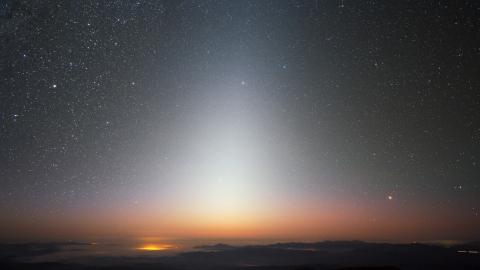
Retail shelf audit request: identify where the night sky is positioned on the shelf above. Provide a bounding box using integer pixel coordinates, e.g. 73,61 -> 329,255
1,0 -> 480,243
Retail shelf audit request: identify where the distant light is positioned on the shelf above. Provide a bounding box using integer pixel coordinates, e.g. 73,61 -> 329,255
388,195 -> 393,200
136,244 -> 175,251
52,84 -> 57,88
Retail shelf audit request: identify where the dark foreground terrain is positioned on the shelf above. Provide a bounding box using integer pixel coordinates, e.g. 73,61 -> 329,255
1,241 -> 480,270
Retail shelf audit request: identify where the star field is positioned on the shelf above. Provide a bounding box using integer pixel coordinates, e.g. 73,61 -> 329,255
1,0 -> 480,241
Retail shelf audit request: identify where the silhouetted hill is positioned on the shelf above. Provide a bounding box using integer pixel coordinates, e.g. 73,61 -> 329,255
195,243 -> 236,251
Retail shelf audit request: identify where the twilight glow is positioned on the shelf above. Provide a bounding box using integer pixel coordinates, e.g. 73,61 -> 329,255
1,0 -> 479,247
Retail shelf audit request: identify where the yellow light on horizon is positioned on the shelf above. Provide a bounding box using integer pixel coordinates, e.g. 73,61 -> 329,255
136,243 -> 175,251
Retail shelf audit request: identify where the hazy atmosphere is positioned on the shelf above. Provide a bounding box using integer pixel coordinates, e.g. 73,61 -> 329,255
1,1 -> 480,269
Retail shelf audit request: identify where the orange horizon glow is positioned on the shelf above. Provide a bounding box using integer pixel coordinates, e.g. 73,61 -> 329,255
2,195 -> 478,243
136,243 -> 176,251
